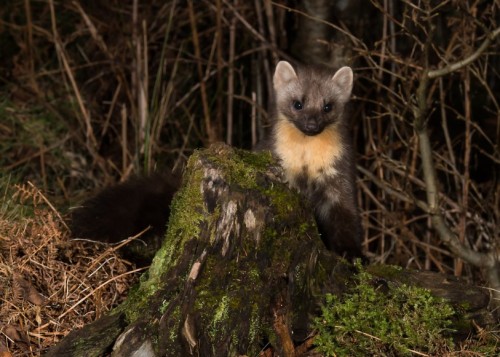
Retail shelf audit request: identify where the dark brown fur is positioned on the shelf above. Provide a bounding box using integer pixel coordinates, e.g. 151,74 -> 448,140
71,173 -> 180,243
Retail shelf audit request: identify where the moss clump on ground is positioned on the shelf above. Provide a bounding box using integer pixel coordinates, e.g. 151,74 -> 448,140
313,264 -> 456,356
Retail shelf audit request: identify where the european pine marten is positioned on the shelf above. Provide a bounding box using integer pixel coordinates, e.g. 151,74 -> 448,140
260,61 -> 363,257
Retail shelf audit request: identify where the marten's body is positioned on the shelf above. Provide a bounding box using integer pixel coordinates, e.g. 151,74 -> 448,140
262,61 -> 362,256
71,61 -> 363,258
71,174 -> 179,243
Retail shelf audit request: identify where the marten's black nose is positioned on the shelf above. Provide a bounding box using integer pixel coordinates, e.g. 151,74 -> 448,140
306,121 -> 318,131
302,119 -> 322,135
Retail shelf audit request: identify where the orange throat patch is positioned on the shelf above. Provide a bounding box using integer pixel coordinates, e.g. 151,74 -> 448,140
274,116 -> 344,188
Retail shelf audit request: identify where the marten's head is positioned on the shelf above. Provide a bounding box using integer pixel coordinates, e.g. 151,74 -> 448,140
273,61 -> 353,136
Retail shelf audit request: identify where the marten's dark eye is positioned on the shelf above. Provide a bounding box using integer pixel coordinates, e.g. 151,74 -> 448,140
323,103 -> 332,113
293,101 -> 303,110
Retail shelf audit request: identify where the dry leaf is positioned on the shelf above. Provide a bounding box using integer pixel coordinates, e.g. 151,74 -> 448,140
12,274 -> 46,306
0,339 -> 11,356
3,325 -> 29,345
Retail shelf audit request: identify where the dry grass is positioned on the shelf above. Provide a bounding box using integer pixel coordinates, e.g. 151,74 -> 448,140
0,184 -> 142,356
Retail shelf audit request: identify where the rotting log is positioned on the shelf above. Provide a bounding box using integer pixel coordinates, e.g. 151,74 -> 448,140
45,143 -> 494,357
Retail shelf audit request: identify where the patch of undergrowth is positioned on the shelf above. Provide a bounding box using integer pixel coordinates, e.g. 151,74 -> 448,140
313,264 -> 456,356
0,176 -> 26,221
0,97 -> 81,204
457,329 -> 500,355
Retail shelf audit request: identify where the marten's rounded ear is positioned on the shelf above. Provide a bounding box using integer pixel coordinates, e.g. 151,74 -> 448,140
273,61 -> 298,90
331,66 -> 353,103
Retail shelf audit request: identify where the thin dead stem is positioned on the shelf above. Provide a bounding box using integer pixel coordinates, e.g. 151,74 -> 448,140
188,0 -> 215,145
48,0 -> 97,150
428,27 -> 500,79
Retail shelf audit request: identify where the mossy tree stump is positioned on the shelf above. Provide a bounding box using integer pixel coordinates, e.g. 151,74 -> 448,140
47,143 -> 347,356
46,144 -> 494,357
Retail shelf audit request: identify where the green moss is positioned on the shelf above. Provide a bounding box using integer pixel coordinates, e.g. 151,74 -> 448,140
159,299 -> 170,314
149,155 -> 206,280
263,184 -> 301,220
366,264 -> 403,280
206,146 -> 274,190
193,254 -> 269,350
203,146 -> 305,224
313,266 -> 456,356
209,294 -> 230,340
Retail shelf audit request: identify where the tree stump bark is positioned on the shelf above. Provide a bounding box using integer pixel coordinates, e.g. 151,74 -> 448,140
45,143 -> 494,357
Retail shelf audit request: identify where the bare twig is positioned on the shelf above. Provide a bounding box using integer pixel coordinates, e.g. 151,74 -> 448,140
188,0 -> 215,144
57,266 -> 147,320
428,27 -> 500,79
27,181 -> 69,231
226,0 -> 236,145
48,0 -> 97,150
